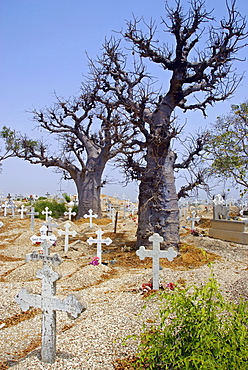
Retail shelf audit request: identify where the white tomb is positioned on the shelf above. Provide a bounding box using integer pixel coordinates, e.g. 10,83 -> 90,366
136,233 -> 178,290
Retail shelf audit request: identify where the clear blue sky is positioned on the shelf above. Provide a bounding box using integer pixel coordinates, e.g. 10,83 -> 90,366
0,0 -> 247,200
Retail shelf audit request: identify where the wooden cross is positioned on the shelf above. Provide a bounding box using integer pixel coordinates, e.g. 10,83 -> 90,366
43,216 -> 58,236
15,264 -> 85,363
27,207 -> 39,231
64,208 -> 76,221
186,211 -> 200,230
136,233 -> 178,290
57,222 -> 77,252
87,229 -> 112,264
18,204 -> 27,219
84,209 -> 98,228
30,226 -> 57,246
42,206 -> 52,222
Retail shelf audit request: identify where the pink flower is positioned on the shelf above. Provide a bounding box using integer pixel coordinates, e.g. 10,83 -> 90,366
89,256 -> 100,265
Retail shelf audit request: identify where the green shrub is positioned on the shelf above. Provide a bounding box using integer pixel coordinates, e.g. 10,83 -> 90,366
62,193 -> 71,203
132,276 -> 248,369
33,199 -> 67,220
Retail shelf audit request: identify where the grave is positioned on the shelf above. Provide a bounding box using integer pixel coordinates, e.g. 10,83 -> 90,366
18,204 -> 27,219
64,207 -> 76,221
26,239 -> 63,265
57,222 -> 77,252
209,219 -> 248,244
186,211 -> 200,230
43,216 -> 58,236
213,194 -> 229,220
27,207 -> 39,231
84,209 -> 98,228
15,262 -> 85,363
42,206 -> 52,222
136,233 -> 178,290
87,229 -> 112,264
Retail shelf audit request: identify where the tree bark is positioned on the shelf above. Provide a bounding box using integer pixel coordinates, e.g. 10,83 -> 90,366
136,146 -> 179,250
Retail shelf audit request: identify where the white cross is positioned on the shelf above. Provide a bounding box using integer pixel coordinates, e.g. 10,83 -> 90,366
26,239 -> 62,265
87,229 -> 112,264
43,216 -> 58,236
64,208 -> 76,221
8,201 -> 16,216
0,221 -> 3,228
18,204 -> 27,219
136,233 -> 178,290
27,207 -> 39,231
57,222 -> 77,252
84,209 -> 98,228
2,202 -> 8,217
15,264 -> 85,364
42,206 -> 52,222
186,211 -> 200,230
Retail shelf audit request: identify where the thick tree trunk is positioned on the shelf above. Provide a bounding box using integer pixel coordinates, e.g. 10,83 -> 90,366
136,147 -> 179,249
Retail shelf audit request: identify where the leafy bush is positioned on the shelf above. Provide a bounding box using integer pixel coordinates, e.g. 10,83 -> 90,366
62,193 -> 71,203
33,199 -> 67,219
132,277 -> 248,369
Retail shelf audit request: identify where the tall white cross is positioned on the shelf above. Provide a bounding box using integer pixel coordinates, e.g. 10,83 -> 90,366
43,216 -> 58,236
64,208 -> 76,221
84,209 -> 98,228
27,207 -> 39,231
18,204 -> 27,219
136,233 -> 178,290
87,229 -> 112,264
57,222 -> 77,252
15,264 -> 85,364
42,206 -> 52,222
2,202 -> 8,217
186,211 -> 200,230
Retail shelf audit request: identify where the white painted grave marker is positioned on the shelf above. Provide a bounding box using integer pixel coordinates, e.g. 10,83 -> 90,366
84,209 -> 98,228
2,202 -> 8,217
27,207 -> 39,231
42,206 -> 52,222
57,222 -> 77,252
136,233 -> 178,290
87,229 -> 112,264
64,208 -> 76,221
30,226 -> 57,246
43,216 -> 58,236
26,240 -> 63,265
18,204 -> 27,219
15,264 -> 84,363
186,211 -> 200,230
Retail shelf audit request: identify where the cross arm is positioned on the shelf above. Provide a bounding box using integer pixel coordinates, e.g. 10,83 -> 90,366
15,288 -> 42,311
52,294 -> 86,319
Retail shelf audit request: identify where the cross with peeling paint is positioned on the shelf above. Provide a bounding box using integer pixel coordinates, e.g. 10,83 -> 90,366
136,233 -> 178,290
87,229 -> 112,264
26,239 -> 62,265
15,264 -> 85,363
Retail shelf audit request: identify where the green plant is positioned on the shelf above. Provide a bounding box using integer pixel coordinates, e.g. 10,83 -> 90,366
132,277 -> 248,369
33,199 -> 67,219
62,193 -> 71,203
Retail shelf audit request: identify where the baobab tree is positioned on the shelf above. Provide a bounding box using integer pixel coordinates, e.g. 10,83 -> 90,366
91,0 -> 247,247
0,87 -> 137,218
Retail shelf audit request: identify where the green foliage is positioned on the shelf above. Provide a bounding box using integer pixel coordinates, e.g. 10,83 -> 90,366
206,101 -> 248,195
33,199 -> 67,219
62,193 -> 71,203
132,277 -> 248,369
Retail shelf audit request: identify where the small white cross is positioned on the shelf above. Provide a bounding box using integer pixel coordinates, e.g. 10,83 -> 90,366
0,221 -> 4,228
136,233 -> 178,290
2,202 -> 8,217
27,207 -> 39,231
64,208 -> 76,221
18,204 -> 27,219
186,211 -> 200,230
42,207 -> 52,222
30,226 -> 57,246
87,229 -> 112,264
57,222 -> 77,252
84,209 -> 98,227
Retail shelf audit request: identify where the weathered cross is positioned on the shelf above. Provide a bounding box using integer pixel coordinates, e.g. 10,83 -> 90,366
27,207 -> 39,231
26,239 -> 63,265
87,229 -> 112,264
43,216 -> 58,236
64,208 -> 76,221
18,204 -> 27,219
186,211 -> 200,230
57,222 -> 77,252
84,209 -> 98,228
30,226 -> 57,246
136,233 -> 178,290
8,201 -> 16,217
15,263 -> 85,363
42,206 -> 52,222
